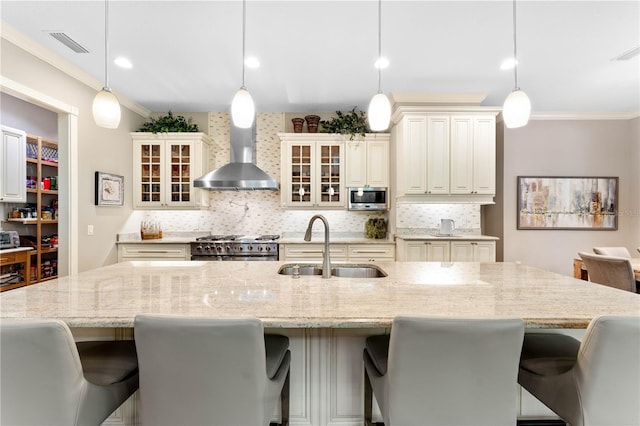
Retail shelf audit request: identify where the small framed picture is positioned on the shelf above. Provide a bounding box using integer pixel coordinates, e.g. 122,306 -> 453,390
95,171 -> 124,206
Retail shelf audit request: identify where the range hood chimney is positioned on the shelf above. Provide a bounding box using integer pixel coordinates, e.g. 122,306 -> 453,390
194,117 -> 278,191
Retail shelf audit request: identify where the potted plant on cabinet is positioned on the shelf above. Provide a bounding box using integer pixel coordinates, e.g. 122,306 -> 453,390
138,111 -> 199,133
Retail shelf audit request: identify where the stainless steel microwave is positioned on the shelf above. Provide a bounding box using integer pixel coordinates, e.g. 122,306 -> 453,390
348,187 -> 387,211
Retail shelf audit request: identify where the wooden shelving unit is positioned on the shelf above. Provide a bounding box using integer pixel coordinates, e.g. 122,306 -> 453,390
3,134 -> 58,285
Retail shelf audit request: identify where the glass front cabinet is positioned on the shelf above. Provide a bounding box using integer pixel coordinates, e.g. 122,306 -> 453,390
279,134 -> 345,208
131,133 -> 212,209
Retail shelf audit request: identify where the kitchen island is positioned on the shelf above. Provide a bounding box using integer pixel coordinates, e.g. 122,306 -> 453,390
2,260 -> 638,425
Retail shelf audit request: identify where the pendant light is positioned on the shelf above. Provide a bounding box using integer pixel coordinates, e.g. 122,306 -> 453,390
367,0 -> 391,132
231,0 -> 255,129
92,0 -> 121,129
502,0 -> 531,129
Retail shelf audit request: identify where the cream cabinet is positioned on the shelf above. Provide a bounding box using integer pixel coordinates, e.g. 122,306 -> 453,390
0,125 -> 26,203
449,116 -> 496,195
131,132 -> 212,209
347,244 -> 395,262
397,239 -> 495,262
345,134 -> 390,188
117,243 -> 191,262
450,241 -> 496,262
279,134 -> 345,208
280,243 -> 348,262
280,243 -> 395,262
400,240 -> 450,261
392,110 -> 498,203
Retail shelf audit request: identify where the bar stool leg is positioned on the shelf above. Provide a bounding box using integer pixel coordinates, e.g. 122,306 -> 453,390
281,369 -> 290,426
364,370 -> 373,426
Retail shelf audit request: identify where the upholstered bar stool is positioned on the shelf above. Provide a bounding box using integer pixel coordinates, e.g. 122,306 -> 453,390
578,252 -> 637,292
134,315 -> 290,426
0,319 -> 139,425
363,316 -> 525,426
519,316 -> 640,426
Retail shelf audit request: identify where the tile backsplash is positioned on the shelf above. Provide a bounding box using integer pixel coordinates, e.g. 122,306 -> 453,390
120,112 -> 482,236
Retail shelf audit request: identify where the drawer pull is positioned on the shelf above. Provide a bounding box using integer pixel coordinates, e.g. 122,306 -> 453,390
352,250 -> 388,254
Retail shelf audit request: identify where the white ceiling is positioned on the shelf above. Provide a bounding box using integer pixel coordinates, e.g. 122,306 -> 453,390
2,1 -> 639,114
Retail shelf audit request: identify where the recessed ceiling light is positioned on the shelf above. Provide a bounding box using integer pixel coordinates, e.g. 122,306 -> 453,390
500,57 -> 518,70
245,56 -> 260,68
374,57 -> 389,69
114,57 -> 133,69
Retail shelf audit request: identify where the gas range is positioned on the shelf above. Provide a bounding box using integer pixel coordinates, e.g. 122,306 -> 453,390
190,234 -> 280,261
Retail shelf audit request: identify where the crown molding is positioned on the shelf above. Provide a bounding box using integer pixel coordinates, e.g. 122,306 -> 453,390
496,110 -> 639,123
1,21 -> 151,118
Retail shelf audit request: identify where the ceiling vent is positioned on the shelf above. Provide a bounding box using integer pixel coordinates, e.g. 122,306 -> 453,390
48,32 -> 89,53
612,46 -> 639,61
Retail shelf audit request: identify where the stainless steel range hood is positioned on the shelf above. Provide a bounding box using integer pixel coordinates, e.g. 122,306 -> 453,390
194,118 -> 278,191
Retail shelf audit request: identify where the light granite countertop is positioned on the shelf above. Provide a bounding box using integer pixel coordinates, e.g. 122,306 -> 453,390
1,261 -> 637,329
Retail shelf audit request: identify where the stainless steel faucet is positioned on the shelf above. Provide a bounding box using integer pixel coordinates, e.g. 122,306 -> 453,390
304,214 -> 331,278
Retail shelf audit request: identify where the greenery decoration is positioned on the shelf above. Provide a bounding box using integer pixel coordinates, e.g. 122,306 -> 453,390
138,111 -> 199,133
320,107 -> 370,140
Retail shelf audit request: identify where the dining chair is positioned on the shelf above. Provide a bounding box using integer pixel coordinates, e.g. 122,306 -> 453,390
519,315 -> 640,426
363,316 -> 525,426
592,246 -> 631,257
578,252 -> 636,292
134,314 -> 290,426
0,318 -> 139,425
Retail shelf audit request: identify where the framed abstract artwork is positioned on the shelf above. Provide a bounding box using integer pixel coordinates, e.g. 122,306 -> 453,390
517,176 -> 618,230
95,171 -> 124,206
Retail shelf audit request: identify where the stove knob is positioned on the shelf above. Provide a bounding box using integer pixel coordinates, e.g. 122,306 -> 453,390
196,245 -> 203,251
216,246 -> 222,251
258,246 -> 263,251
204,245 -> 211,251
266,246 -> 271,252
226,246 -> 231,251
248,246 -> 253,251
238,246 -> 243,251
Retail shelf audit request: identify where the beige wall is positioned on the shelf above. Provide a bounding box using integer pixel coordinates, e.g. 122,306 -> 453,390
484,118 -> 640,276
1,38 -> 146,272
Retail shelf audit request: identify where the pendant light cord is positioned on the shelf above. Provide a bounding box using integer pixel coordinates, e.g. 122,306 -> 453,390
241,0 -> 247,89
104,0 -> 110,90
512,0 -> 519,90
377,0 -> 382,94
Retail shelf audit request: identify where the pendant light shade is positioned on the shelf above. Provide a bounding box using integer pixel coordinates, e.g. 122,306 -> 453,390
368,92 -> 391,131
93,88 -> 121,129
93,0 -> 120,129
231,0 -> 255,129
231,88 -> 255,128
503,89 -> 531,129
367,0 -> 390,132
502,0 -> 530,129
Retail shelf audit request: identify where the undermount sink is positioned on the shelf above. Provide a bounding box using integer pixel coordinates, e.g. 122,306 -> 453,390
278,264 -> 387,278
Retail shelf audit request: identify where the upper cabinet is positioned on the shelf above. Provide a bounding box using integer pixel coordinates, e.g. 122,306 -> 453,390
392,108 -> 498,204
279,133 -> 346,208
345,134 -> 390,188
1,125 -> 27,203
131,132 -> 212,209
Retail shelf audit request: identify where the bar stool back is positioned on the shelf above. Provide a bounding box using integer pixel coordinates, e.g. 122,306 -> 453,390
0,319 -> 139,425
363,317 -> 525,426
519,316 -> 640,426
134,315 -> 290,426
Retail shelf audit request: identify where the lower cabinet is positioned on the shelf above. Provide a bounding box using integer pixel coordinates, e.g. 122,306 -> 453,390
397,239 -> 496,262
117,243 -> 191,262
280,243 -> 395,262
